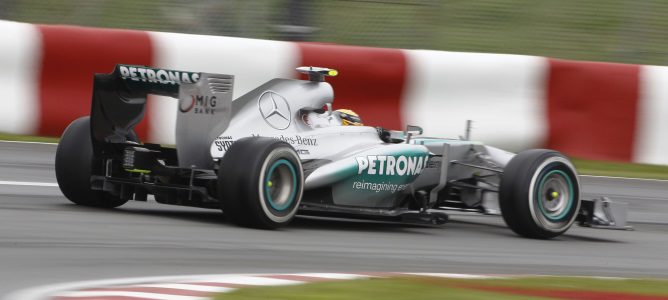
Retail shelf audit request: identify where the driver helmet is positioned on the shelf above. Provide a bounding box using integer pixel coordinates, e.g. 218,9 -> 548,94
335,109 -> 363,126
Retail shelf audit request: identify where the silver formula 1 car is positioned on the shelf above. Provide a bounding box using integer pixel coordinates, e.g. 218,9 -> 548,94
55,65 -> 628,239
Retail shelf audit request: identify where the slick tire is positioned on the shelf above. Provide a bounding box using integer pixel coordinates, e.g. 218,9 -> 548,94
499,149 -> 580,239
218,137 -> 304,229
55,116 -> 128,208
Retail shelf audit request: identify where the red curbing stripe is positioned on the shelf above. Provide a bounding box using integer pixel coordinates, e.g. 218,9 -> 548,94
296,43 -> 407,130
36,25 -> 153,140
80,286 -> 211,297
185,281 -> 247,288
546,59 -> 640,161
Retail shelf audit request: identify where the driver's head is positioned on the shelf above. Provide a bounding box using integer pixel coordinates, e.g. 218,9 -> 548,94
335,109 -> 363,126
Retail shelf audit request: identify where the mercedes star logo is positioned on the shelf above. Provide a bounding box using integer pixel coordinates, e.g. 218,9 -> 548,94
258,91 -> 291,130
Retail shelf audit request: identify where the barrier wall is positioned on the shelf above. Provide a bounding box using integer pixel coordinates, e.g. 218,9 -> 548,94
1,20 -> 667,165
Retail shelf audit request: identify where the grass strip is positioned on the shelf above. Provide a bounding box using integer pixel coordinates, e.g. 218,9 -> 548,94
214,277 -> 542,300
572,158 -> 668,180
214,276 -> 668,300
0,133 -> 58,143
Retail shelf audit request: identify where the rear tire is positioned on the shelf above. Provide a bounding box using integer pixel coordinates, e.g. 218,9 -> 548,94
218,137 -> 304,229
499,149 -> 580,239
55,116 -> 128,208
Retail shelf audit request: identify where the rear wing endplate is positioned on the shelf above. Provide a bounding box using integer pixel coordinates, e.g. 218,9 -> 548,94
90,64 -> 234,168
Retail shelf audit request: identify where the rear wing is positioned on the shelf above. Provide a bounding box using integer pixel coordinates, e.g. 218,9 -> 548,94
91,64 -> 234,168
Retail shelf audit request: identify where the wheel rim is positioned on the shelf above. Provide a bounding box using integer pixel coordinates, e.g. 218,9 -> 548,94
264,159 -> 297,211
526,156 -> 581,234
536,169 -> 574,221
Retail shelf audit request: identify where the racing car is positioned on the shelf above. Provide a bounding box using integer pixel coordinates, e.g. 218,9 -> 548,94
54,64 -> 628,239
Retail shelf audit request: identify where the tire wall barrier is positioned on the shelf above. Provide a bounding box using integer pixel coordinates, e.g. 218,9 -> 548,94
2,20 -> 667,165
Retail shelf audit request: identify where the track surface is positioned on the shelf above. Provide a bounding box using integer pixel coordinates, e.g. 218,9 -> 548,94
0,141 -> 667,296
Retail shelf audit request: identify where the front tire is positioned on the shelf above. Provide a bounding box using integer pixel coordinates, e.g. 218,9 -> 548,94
55,116 -> 128,208
499,149 -> 580,239
218,137 -> 304,229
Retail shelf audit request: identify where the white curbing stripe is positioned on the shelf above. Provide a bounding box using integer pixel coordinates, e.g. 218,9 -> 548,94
52,290 -> 206,300
148,31 -> 299,145
0,21 -> 41,135
635,65 -> 668,165
401,50 -> 548,152
199,275 -> 303,286
135,283 -> 232,292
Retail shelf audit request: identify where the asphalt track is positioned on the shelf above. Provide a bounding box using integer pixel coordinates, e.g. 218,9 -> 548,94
0,141 -> 667,296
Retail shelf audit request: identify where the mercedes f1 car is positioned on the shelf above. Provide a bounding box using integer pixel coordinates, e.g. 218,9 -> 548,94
55,65 -> 628,239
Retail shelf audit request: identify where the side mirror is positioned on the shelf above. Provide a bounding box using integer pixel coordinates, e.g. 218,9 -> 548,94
405,125 -> 423,135
404,125 -> 423,143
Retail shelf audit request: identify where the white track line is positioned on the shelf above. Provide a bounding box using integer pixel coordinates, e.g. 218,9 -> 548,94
579,175 -> 668,183
135,283 -> 232,292
0,180 -> 58,187
0,140 -> 57,145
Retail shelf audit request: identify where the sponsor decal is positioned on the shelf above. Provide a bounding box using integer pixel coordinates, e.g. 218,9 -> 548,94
356,155 -> 429,176
118,65 -> 200,85
214,136 -> 234,152
351,180 -> 409,193
180,95 -> 217,114
213,134 -> 317,154
251,133 -> 318,147
258,91 -> 291,130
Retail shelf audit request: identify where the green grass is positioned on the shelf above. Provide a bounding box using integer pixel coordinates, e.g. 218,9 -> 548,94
6,0 -> 668,65
573,158 -> 668,180
213,276 -> 668,300
463,276 -> 668,296
0,134 -> 59,143
315,0 -> 668,66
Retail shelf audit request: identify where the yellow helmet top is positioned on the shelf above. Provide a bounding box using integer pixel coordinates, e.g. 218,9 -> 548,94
335,109 -> 363,126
